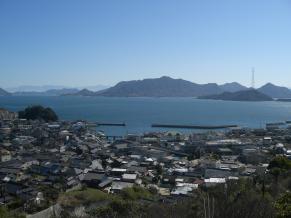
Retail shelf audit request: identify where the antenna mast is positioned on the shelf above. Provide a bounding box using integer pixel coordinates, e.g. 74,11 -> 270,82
251,67 -> 255,88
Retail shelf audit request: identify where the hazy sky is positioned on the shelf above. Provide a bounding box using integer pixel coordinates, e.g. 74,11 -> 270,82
1,0 -> 291,88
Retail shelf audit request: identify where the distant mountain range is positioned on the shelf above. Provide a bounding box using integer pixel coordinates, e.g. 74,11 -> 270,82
13,88 -> 80,96
6,85 -> 69,92
0,85 -> 108,96
5,84 -> 108,92
219,82 -> 248,92
2,76 -> 291,100
68,76 -> 291,100
0,88 -> 11,96
71,76 -> 249,97
98,76 -> 226,97
63,76 -> 291,99
198,89 -> 273,101
70,89 -> 96,96
257,83 -> 291,99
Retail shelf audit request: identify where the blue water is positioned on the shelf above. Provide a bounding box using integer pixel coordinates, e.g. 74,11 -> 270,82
1,96 -> 291,136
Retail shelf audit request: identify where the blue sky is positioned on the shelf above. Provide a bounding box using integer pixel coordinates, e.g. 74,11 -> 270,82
1,0 -> 291,88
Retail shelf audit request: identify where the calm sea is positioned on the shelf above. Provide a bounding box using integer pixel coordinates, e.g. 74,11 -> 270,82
1,96 -> 291,136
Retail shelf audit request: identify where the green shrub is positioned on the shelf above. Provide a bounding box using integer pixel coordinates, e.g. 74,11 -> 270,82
120,186 -> 153,200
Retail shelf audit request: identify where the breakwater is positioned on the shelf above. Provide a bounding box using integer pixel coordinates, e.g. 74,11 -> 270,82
152,123 -> 238,129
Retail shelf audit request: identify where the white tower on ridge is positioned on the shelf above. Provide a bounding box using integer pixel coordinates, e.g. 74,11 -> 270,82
251,67 -> 255,89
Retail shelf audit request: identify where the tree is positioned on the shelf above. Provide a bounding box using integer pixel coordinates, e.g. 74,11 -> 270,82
268,156 -> 291,183
274,193 -> 291,218
0,206 -> 25,218
18,105 -> 58,122
156,164 -> 163,176
0,207 -> 9,218
268,156 -> 291,171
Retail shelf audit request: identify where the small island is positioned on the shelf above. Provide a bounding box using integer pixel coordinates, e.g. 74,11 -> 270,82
198,89 -> 273,102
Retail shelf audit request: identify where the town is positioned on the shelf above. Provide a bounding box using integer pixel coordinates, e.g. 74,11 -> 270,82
0,107 -> 290,218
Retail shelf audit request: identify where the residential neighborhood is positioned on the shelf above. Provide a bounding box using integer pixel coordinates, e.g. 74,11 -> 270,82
0,108 -> 290,217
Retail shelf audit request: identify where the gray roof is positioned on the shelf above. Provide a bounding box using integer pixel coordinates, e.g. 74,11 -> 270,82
111,181 -> 134,190
82,172 -> 105,182
204,168 -> 237,179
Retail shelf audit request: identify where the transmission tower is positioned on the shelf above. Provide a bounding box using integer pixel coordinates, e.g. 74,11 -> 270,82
251,67 -> 255,88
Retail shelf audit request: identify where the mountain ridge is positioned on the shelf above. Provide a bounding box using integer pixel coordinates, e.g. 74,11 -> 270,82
97,76 -> 224,97
13,88 -> 79,96
219,82 -> 248,92
0,88 -> 11,96
198,89 -> 273,101
258,83 -> 291,99
69,76 -> 291,98
2,77 -> 291,98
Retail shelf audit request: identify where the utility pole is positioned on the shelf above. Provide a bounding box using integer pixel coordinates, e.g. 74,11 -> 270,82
204,197 -> 207,218
208,194 -> 210,218
212,197 -> 215,218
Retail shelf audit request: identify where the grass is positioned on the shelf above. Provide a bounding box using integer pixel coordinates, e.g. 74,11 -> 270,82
58,186 -> 157,208
121,186 -> 155,201
58,188 -> 116,207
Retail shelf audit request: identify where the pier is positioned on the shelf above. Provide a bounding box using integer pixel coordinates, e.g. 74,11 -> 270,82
266,122 -> 285,126
87,122 -> 126,127
96,122 -> 126,127
105,135 -> 124,140
151,123 -> 238,129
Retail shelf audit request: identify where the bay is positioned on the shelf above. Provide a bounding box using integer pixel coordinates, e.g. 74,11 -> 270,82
1,96 -> 291,136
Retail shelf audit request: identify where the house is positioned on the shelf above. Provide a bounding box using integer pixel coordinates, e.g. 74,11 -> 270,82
81,172 -> 105,187
122,173 -> 137,182
217,148 -> 233,155
30,163 -> 61,176
66,177 -> 80,188
204,178 -> 226,187
98,178 -> 113,189
110,168 -> 127,176
171,182 -> 198,195
113,143 -> 128,150
204,168 -> 236,178
111,181 -> 134,193
0,149 -> 11,162
90,160 -> 103,171
158,187 -> 170,196
127,166 -> 147,175
0,109 -> 17,120
4,181 -> 28,195
241,167 -> 256,176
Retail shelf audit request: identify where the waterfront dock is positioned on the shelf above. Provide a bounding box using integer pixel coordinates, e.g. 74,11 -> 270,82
152,123 -> 238,129
97,122 -> 126,126
86,122 -> 126,127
